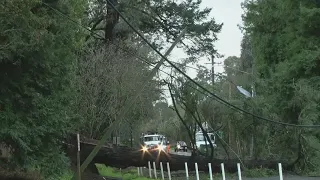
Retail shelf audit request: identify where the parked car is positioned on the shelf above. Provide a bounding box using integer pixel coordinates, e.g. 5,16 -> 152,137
174,141 -> 188,152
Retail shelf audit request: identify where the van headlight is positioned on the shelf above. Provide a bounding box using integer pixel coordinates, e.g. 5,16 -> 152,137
142,146 -> 148,152
157,144 -> 164,151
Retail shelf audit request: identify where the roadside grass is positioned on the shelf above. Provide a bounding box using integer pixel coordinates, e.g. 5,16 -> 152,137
242,167 -> 277,177
91,163 -> 278,180
95,163 -> 153,180
58,170 -> 73,180
95,163 -> 122,178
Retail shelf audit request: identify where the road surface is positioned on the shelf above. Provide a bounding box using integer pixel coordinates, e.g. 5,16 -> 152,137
243,176 -> 319,180
169,149 -> 191,156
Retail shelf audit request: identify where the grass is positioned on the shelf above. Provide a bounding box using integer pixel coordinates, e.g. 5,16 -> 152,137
242,167 -> 278,178
58,170 -> 73,180
95,163 -> 122,178
95,163 -> 153,180
94,163 -> 278,180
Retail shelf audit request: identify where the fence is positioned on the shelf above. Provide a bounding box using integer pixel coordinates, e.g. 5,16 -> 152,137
137,161 -> 284,180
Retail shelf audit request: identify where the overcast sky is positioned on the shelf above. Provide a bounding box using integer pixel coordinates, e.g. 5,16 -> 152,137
159,0 -> 245,102
163,0 -> 245,78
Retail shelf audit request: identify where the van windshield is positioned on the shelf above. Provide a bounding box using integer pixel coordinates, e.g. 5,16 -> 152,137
196,134 -> 214,142
144,136 -> 161,142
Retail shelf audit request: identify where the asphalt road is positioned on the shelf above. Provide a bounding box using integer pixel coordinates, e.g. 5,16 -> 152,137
169,149 -> 191,156
243,175 -> 320,180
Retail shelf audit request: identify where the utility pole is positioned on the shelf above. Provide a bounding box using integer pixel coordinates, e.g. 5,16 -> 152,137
211,54 -> 215,157
211,54 -> 215,86
228,81 -> 232,147
205,55 -> 215,87
74,28 -> 188,177
250,54 -> 255,158
77,133 -> 81,180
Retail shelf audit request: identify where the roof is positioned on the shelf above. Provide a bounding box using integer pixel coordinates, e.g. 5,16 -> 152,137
143,134 -> 165,137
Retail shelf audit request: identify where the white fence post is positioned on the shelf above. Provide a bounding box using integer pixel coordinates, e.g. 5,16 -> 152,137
160,162 -> 164,180
221,163 -> 226,180
185,162 -> 189,180
278,163 -> 283,180
195,163 -> 200,180
137,167 -> 140,176
148,161 -> 152,178
153,161 -> 157,179
208,163 -> 213,180
237,163 -> 242,180
184,162 -> 189,180
167,162 -> 171,180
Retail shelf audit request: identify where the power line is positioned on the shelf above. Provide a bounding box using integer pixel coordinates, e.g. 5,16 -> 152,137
41,2 -> 244,177
42,2 -> 320,128
39,5 -> 319,178
106,0 -> 320,128
41,2 -> 231,83
42,2 -> 209,73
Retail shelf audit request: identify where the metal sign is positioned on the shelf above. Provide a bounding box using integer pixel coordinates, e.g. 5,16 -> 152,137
236,86 -> 252,98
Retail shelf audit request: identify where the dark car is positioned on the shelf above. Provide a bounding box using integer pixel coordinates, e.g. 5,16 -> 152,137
174,141 -> 188,152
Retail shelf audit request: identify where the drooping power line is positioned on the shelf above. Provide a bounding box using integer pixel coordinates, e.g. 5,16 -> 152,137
42,1 -> 320,128
105,0 -> 320,128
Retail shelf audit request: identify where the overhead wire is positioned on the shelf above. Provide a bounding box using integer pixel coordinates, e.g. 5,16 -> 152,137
42,2 -> 320,128
42,2 -> 227,81
106,0 -> 320,128
42,3 -> 311,172
42,2 -> 245,175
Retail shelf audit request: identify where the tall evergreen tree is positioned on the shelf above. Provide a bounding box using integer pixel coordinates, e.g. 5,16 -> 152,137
0,0 -> 85,177
242,0 -> 320,173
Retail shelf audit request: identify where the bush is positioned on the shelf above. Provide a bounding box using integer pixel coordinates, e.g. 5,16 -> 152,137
0,167 -> 42,180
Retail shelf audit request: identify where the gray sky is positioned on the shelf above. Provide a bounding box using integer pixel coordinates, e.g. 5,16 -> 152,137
159,0 -> 245,102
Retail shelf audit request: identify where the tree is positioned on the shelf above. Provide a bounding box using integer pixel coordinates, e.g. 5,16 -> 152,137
0,0 -> 86,178
86,0 -> 222,59
75,42 -> 161,142
140,101 -> 182,141
242,0 -> 320,173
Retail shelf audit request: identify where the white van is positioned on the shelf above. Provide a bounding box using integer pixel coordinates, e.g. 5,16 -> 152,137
195,131 -> 217,149
140,133 -> 169,152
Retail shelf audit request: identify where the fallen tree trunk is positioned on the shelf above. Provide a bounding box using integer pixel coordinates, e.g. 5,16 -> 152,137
64,136 -> 291,174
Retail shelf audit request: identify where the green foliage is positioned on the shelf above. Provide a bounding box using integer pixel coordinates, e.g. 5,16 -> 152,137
57,169 -> 73,180
88,0 -> 222,59
0,0 -> 85,178
242,0 -> 320,174
95,164 -> 122,178
95,164 -> 153,180
242,168 -> 277,178
0,166 -> 42,180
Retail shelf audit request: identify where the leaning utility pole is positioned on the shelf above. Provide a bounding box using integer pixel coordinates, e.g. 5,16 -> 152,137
71,28 -> 188,178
